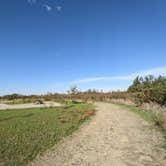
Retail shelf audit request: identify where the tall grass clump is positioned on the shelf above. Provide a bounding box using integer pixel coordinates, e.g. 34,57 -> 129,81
142,103 -> 166,131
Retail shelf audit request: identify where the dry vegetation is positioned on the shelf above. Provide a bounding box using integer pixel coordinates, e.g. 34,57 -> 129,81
142,102 -> 166,130
0,75 -> 165,144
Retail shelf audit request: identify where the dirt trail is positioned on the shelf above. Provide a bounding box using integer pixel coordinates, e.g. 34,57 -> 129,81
30,103 -> 166,166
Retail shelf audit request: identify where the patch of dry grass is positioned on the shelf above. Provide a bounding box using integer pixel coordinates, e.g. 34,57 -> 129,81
142,103 -> 166,131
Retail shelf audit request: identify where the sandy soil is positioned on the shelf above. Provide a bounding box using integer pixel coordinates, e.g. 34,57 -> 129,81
0,101 -> 62,110
30,103 -> 166,166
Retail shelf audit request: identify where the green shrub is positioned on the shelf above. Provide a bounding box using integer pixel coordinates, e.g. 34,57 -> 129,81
128,75 -> 166,105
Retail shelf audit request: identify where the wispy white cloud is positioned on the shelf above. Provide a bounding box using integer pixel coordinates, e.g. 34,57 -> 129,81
27,1 -> 62,13
27,0 -> 37,4
43,4 -> 52,12
72,66 -> 166,84
56,6 -> 62,11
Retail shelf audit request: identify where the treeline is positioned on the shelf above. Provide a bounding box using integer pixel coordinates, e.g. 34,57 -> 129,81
0,75 -> 165,106
0,94 -> 38,101
128,75 -> 166,105
0,90 -> 132,103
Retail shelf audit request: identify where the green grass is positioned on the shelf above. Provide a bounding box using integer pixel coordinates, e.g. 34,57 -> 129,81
0,103 -> 95,166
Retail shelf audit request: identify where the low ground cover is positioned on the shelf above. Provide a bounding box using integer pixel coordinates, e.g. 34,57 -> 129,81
0,102 -> 95,166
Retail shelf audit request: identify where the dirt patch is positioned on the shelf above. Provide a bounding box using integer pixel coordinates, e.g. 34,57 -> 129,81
0,101 -> 62,110
29,103 -> 166,166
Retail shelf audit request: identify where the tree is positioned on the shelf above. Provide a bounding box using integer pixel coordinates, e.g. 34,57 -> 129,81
128,75 -> 166,105
67,85 -> 78,95
143,75 -> 154,85
128,76 -> 142,92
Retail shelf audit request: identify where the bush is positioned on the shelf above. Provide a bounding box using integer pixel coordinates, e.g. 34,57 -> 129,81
128,75 -> 166,105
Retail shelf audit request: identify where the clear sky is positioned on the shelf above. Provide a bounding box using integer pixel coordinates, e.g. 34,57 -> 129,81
0,0 -> 166,95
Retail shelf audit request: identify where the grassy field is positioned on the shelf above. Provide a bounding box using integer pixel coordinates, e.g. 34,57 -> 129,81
0,102 -> 95,166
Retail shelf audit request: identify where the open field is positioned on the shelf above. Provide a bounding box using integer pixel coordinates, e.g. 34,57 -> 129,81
0,102 -> 95,166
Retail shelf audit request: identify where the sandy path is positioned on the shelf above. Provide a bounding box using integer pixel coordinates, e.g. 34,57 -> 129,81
30,103 -> 166,166
0,102 -> 61,110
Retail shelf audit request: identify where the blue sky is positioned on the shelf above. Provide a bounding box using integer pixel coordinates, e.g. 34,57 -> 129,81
0,0 -> 166,95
